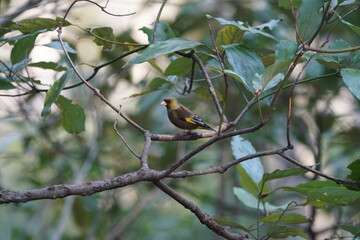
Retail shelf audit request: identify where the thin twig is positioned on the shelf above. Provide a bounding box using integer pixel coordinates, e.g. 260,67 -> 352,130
279,153 -> 360,186
57,6 -> 146,133
207,18 -> 228,131
192,53 -> 227,122
113,107 -> 140,159
152,0 -> 168,43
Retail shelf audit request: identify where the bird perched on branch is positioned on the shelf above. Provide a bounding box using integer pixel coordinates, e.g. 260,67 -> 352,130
161,97 -> 216,131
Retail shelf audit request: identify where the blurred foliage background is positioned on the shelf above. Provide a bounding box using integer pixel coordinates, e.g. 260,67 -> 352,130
0,0 -> 360,239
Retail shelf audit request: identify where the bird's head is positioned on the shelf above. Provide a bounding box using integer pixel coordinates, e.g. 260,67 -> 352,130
161,97 -> 180,110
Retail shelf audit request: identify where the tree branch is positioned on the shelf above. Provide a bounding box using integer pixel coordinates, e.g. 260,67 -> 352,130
153,180 -> 249,240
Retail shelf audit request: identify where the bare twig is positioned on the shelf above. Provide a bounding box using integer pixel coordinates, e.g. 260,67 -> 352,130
168,148 -> 284,178
207,18 -> 228,131
113,107 -> 140,159
192,53 -> 227,122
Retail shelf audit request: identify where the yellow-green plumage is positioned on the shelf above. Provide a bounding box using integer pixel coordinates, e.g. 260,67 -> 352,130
161,97 -> 215,131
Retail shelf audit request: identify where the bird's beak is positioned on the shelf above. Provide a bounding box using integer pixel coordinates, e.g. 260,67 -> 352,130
160,100 -> 166,106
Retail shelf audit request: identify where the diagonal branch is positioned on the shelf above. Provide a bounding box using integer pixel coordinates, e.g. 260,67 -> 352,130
153,180 -> 248,240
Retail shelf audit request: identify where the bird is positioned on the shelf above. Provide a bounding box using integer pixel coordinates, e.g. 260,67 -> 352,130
161,97 -> 216,131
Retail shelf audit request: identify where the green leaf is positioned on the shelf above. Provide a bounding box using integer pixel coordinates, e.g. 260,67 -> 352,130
55,95 -> 85,134
268,225 -> 308,239
44,41 -> 77,54
165,57 -> 194,76
127,90 -> 156,98
231,135 -> 264,184
193,86 -> 223,102
297,0 -> 324,42
254,61 -> 290,92
140,22 -> 176,42
233,187 -> 289,211
341,19 -> 360,36
338,224 -> 360,236
0,77 -> 16,90
90,27 -> 115,50
216,26 -> 244,50
262,168 -> 308,182
344,159 -> 360,191
147,59 -> 164,74
260,212 -> 309,224
312,53 -> 341,69
41,70 -> 73,118
341,68 -> 360,100
327,39 -> 352,61
255,19 -> 281,31
148,77 -> 170,90
236,165 -> 259,198
307,186 -> 360,207
28,61 -> 67,72
275,40 -> 297,62
213,218 -> 249,231
351,50 -> 360,65
278,0 -> 302,9
128,38 -> 202,64
10,17 -> 70,34
207,15 -> 278,41
10,33 -> 38,64
0,20 -> 15,37
223,44 -> 264,93
283,180 -> 337,195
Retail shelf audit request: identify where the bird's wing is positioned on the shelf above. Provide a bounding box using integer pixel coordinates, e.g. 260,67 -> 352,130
184,115 -> 211,129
